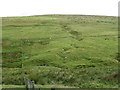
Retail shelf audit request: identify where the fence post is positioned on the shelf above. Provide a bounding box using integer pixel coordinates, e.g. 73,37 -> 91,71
24,77 -> 28,90
31,81 -> 35,90
24,77 -> 41,90
27,79 -> 31,90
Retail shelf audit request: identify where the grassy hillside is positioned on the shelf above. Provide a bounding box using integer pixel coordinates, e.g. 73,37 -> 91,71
2,15 -> 119,88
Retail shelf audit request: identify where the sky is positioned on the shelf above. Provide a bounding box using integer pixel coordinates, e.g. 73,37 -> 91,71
0,0 -> 120,17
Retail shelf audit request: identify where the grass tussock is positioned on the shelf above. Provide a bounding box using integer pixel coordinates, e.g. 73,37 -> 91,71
2,15 -> 119,88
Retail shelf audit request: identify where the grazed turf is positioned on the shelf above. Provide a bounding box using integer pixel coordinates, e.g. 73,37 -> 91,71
2,15 -> 119,88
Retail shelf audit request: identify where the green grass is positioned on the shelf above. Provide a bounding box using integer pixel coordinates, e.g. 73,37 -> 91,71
2,15 -> 119,88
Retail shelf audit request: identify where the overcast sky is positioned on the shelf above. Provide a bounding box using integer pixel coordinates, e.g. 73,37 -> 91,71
0,0 -> 119,17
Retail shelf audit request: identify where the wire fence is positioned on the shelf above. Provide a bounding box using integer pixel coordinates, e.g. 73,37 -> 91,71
24,77 -> 56,90
24,77 -> 40,90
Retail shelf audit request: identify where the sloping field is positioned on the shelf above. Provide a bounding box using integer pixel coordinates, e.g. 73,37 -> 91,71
2,15 -> 119,88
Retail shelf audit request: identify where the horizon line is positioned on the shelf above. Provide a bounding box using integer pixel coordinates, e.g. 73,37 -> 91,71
1,14 -> 118,18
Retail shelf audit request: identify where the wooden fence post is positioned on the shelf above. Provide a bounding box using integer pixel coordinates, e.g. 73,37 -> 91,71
31,81 -> 35,90
24,77 -> 40,90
